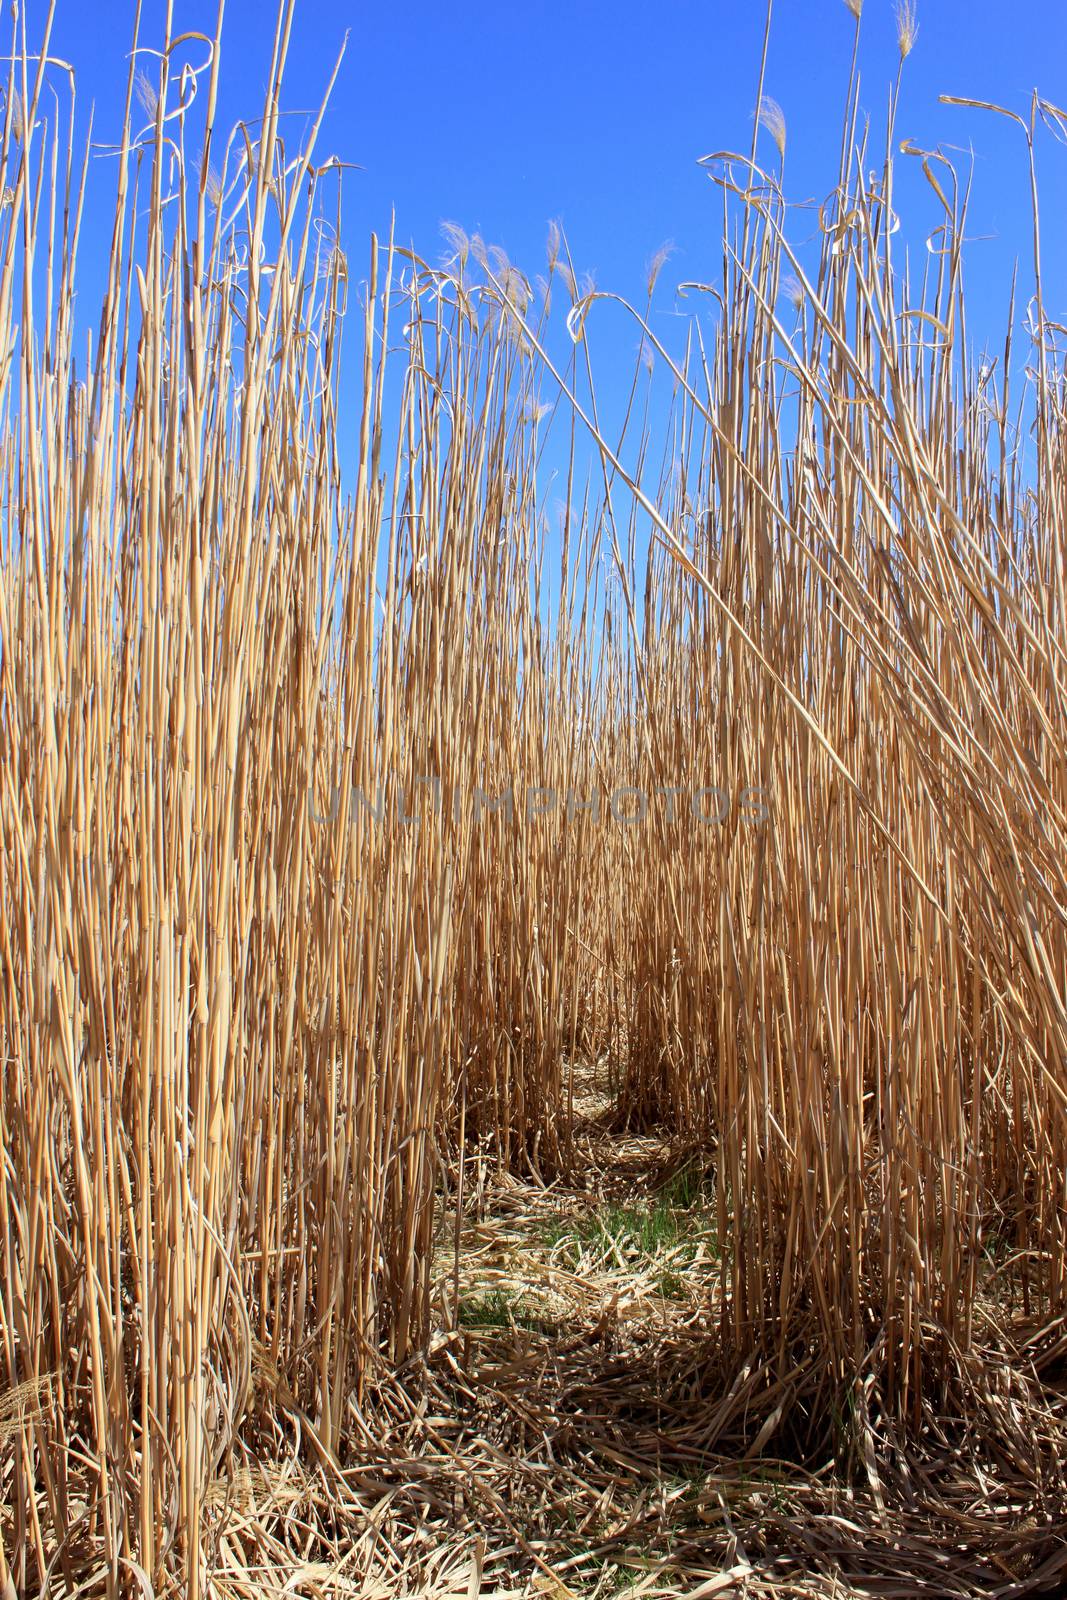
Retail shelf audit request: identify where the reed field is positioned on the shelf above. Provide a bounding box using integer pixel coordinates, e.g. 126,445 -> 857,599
3,0 -> 1067,1594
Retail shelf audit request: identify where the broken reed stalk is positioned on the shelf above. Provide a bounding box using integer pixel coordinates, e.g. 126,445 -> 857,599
0,1 -> 1066,1593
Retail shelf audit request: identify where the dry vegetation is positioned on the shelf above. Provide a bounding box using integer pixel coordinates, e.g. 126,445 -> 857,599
2,0 -> 1067,1594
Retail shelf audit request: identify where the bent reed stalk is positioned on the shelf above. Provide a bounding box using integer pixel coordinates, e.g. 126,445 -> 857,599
1,1 -> 1066,1593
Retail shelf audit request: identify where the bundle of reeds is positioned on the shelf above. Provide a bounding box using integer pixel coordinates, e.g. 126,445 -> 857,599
2,0 -> 1066,1593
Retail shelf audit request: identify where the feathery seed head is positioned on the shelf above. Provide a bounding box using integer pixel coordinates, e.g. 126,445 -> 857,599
557,260 -> 578,301
317,243 -> 347,284
896,0 -> 918,58
487,243 -> 512,280
783,275 -> 805,312
136,67 -> 159,120
500,264 -> 531,316
758,95 -> 787,161
646,240 -> 675,298
440,220 -> 470,271
204,161 -> 223,206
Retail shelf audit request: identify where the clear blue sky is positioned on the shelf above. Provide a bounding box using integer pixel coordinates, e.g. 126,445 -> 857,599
51,0 -> 1067,312
37,0 -> 1067,522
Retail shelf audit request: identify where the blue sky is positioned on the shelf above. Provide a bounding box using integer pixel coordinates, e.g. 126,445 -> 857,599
34,0 -> 1067,551
52,0 -> 1067,325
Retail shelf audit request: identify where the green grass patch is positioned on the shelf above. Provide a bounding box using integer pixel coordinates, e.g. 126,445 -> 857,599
539,1168 -> 719,1281
656,1158 -> 716,1211
457,1287 -> 558,1333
